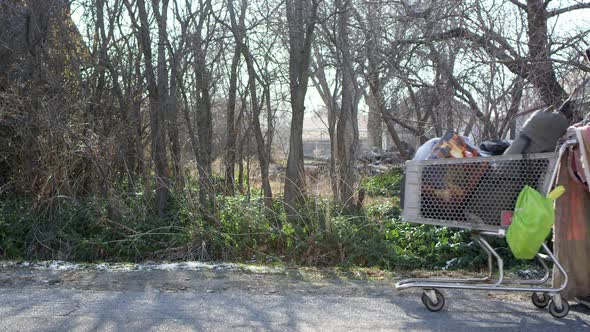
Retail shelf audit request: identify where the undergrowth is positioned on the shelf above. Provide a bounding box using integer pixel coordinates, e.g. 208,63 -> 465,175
0,168 -> 528,271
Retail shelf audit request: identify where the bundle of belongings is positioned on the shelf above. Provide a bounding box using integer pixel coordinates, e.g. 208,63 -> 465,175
412,109 -> 569,160
479,139 -> 511,156
465,110 -> 569,225
413,110 -> 568,225
412,133 -> 480,161
412,133 -> 488,219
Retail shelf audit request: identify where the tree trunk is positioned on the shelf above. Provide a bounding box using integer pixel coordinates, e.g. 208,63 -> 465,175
284,0 -> 318,216
336,0 -> 358,209
526,0 -> 568,109
365,2 -> 382,150
153,0 -> 171,215
224,2 -> 246,196
224,43 -> 241,195
131,0 -> 170,215
194,31 -> 216,222
227,0 -> 273,210
364,2 -> 408,159
168,76 -> 182,189
311,45 -> 339,197
22,0 -> 53,193
367,95 -> 382,149
500,78 -> 525,139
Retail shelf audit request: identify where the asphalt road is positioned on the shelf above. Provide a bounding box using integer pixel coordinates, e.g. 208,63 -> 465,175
0,267 -> 589,331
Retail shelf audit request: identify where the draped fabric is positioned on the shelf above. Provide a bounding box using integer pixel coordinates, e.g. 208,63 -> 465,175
552,129 -> 590,300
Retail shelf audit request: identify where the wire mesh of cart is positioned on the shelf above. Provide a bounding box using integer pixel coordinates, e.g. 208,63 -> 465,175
395,140 -> 577,318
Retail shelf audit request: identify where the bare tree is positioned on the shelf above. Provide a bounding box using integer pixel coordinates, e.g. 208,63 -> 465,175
189,0 -> 218,222
362,1 -> 408,158
335,0 -> 359,208
225,0 -> 274,210
311,43 -> 340,196
223,4 -> 245,195
124,0 -> 171,215
406,0 -> 590,120
284,0 -> 320,216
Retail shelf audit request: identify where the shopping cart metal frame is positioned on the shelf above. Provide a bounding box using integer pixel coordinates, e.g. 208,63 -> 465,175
395,140 -> 577,319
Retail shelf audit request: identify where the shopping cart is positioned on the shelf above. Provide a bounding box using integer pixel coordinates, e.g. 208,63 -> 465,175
396,139 -> 577,318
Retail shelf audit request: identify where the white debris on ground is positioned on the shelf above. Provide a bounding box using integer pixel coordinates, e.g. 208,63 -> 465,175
0,260 -> 285,274
514,269 -> 544,279
443,258 -> 459,270
0,261 -> 545,282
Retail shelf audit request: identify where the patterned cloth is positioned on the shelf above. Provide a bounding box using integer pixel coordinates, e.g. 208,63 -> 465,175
552,127 -> 590,300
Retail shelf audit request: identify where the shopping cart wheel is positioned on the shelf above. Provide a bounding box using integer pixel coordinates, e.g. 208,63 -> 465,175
548,299 -> 569,319
532,292 -> 550,308
421,289 -> 445,312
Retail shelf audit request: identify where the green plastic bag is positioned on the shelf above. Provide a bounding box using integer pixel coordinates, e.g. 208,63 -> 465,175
506,185 -> 565,259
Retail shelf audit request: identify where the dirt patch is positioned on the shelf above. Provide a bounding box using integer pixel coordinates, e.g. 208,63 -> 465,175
0,262 -> 540,304
0,266 -> 398,299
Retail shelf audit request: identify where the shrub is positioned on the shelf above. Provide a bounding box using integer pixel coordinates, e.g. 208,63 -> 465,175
0,170 -> 526,271
362,167 -> 403,197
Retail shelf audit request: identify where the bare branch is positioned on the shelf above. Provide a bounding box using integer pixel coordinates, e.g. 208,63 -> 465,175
548,2 -> 590,17
507,0 -> 527,10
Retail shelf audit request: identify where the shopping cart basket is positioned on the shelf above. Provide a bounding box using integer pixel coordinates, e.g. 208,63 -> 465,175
396,140 -> 576,318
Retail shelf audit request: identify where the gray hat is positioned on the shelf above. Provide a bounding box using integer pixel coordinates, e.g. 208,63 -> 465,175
504,110 -> 568,155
